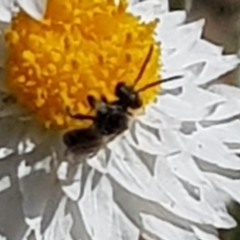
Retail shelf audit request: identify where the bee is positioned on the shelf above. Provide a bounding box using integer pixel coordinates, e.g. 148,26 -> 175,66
63,45 -> 181,160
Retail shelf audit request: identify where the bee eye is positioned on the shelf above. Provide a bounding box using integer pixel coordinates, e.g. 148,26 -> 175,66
115,82 -> 126,97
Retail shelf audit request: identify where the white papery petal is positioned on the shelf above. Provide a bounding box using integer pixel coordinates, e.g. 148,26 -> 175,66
17,0 -> 46,20
180,82 -> 225,108
158,19 -> 204,52
167,152 -> 210,191
129,121 -> 166,155
78,170 -> 139,240
0,0 -> 14,22
157,95 -> 207,121
112,205 -> 139,240
210,83 -> 240,99
108,142 -> 173,206
43,197 -> 73,240
1,0 -> 240,239
192,226 -> 220,240
205,100 -> 240,121
195,55 -> 240,85
141,213 -> 197,240
154,156 -> 235,228
205,173 -> 240,204
61,165 -> 83,201
205,120 -> 240,143
0,148 -> 14,159
185,131 -> 240,170
128,0 -> 168,21
0,176 -> 11,192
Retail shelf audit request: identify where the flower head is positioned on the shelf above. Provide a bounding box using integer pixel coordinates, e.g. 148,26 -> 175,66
5,0 -> 159,130
0,0 -> 240,240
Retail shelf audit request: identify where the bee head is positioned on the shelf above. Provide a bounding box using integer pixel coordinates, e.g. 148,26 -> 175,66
115,82 -> 142,110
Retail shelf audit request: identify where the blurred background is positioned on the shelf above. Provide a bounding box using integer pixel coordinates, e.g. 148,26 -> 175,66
169,1 -> 240,239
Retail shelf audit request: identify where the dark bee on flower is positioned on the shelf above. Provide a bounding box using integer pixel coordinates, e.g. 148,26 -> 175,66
63,45 -> 181,160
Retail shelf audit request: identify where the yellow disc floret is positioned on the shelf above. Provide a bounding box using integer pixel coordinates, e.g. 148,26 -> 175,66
5,0 -> 160,130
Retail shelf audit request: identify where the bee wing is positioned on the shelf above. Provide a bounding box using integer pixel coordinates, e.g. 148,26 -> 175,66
63,128 -> 103,163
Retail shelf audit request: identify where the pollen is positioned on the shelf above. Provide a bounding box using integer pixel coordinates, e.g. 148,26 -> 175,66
5,0 -> 160,131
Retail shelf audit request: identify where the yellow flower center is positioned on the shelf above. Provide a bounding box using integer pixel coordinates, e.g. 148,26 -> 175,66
5,0 -> 160,131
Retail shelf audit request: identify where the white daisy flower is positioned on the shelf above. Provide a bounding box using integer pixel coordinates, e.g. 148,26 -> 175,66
0,0 -> 240,240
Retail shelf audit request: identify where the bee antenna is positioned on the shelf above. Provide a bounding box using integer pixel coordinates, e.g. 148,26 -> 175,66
136,75 -> 182,93
133,45 -> 154,87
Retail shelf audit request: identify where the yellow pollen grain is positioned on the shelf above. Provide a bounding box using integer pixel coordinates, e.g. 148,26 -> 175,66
5,0 -> 161,130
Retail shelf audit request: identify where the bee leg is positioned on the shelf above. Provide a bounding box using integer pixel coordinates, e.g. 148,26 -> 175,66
66,106 -> 95,121
101,95 -> 108,103
87,95 -> 97,109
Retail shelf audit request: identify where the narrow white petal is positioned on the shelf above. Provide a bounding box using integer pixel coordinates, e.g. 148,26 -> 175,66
205,120 -> 240,143
0,148 -> 14,159
62,181 -> 81,202
0,0 -> 14,22
111,205 -> 139,240
44,197 -> 73,240
108,144 -> 173,205
141,213 -> 197,240
0,176 -> 11,192
158,95 -> 207,121
206,100 -> 240,121
205,173 -> 240,204
128,0 -> 169,21
158,11 -> 186,29
167,152 -> 210,190
195,55 -> 240,85
193,39 -> 223,56
185,131 -> 240,170
158,19 -> 204,51
180,82 -> 225,108
79,171 -> 115,240
210,83 -> 240,99
154,156 -> 235,228
17,0 -> 47,20
192,226 -> 220,240
18,160 -> 32,179
130,122 -> 166,155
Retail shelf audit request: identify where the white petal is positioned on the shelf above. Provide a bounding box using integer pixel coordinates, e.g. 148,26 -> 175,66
185,130 -> 240,170
195,55 -> 240,85
205,173 -> 240,204
17,0 -> 47,20
129,121 -> 166,155
79,170 -> 134,240
0,0 -> 14,22
110,205 -> 139,240
128,0 -> 169,21
192,226 -> 220,240
0,176 -> 11,192
158,19 -> 204,51
205,100 -> 240,121
44,197 -> 73,240
157,95 -> 207,121
180,82 -> 225,108
108,145 -> 173,206
141,213 -> 197,240
0,147 -> 14,159
210,83 -> 240,99
61,164 -> 83,201
205,120 -> 240,144
167,152 -> 210,191
159,11 -> 186,29
154,156 -> 235,228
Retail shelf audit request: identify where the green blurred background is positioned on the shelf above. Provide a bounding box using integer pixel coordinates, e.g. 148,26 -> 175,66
169,1 -> 240,240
